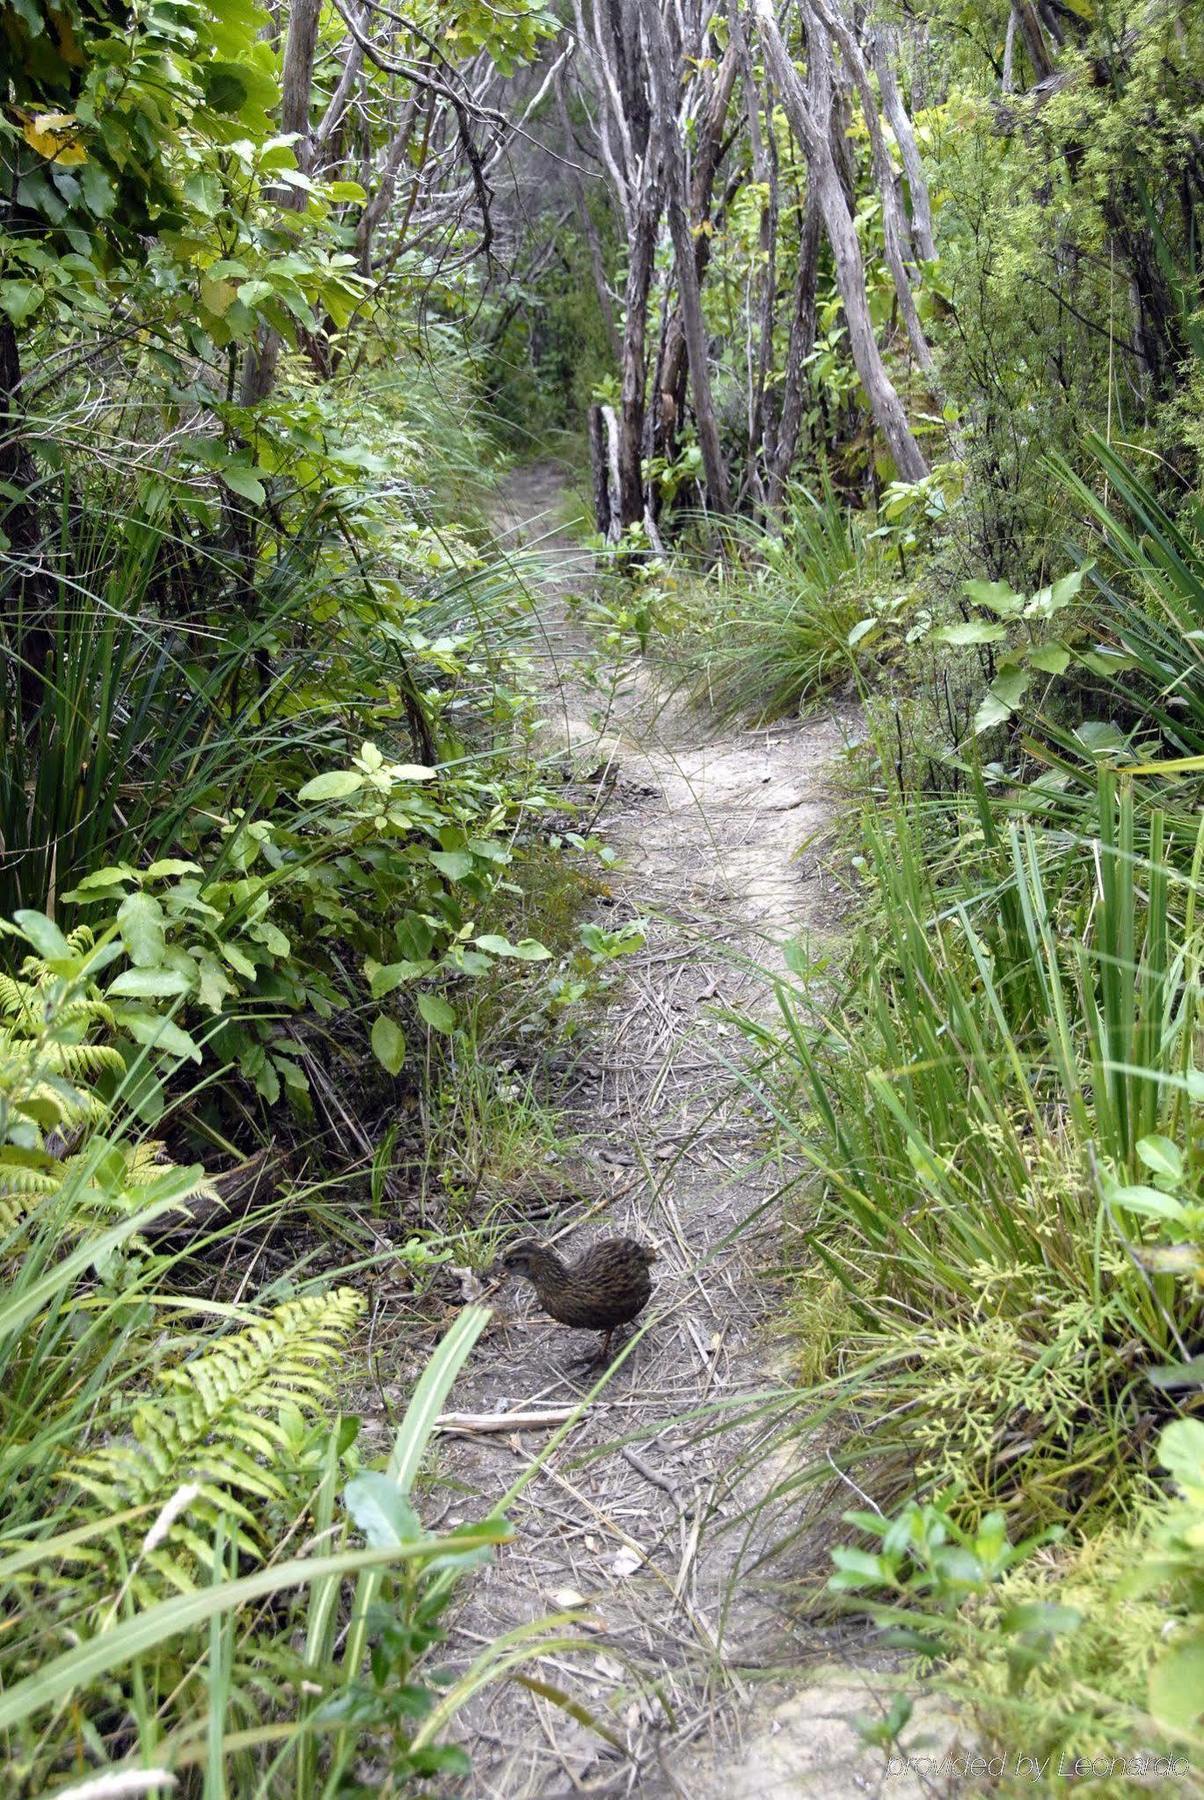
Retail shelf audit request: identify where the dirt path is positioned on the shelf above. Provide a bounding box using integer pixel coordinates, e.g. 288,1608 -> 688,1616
436,466 -> 954,1798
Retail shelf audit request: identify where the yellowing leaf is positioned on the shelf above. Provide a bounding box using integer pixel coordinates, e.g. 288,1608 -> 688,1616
23,112 -> 88,166
200,275 -> 237,317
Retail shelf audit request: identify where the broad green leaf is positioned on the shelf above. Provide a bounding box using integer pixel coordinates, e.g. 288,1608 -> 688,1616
511,938 -> 551,961
223,464 -> 266,505
145,858 -> 203,881
935,621 -> 1006,646
107,968 -> 193,999
417,993 -> 456,1034
118,1010 -> 202,1064
1105,1182 -> 1183,1221
1148,1631 -> 1204,1731
0,280 -> 43,324
370,959 -> 425,998
974,692 -> 1014,733
1026,643 -> 1070,675
990,666 -> 1030,708
14,909 -> 73,962
371,1015 -> 406,1076
1135,1134 -> 1183,1183
430,851 -> 473,881
298,769 -> 364,803
118,891 -> 166,968
963,579 -> 1023,616
1075,721 -> 1129,757
345,1472 -> 421,1546
1158,1419 -> 1204,1498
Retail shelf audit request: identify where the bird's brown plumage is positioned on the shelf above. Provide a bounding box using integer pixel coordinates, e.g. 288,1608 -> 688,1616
497,1235 -> 656,1357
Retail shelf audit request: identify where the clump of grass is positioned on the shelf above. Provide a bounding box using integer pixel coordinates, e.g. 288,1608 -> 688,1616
685,486 -> 882,721
731,750 -> 1203,1533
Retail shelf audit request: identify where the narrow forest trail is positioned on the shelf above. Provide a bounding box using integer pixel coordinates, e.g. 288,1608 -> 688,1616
437,466 -> 956,1798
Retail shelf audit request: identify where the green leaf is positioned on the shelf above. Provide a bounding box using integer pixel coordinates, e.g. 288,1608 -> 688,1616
118,1010 -> 202,1064
145,858 -> 203,881
107,968 -> 193,999
935,621 -> 1006,646
1025,642 -> 1070,675
79,162 -> 114,216
473,933 -> 551,961
371,1015 -> 406,1076
829,1546 -> 886,1583
223,464 -> 266,505
118,891 -> 166,968
298,769 -> 364,803
974,692 -> 1014,733
1075,721 -> 1129,757
370,959 -> 426,998
990,666 -> 1030,708
963,579 -> 1023,616
0,281 -> 43,325
14,909 -> 73,962
204,63 -> 249,114
1105,1182 -> 1183,1221
430,851 -> 473,881
1146,1355 -> 1204,1391
345,1472 -> 421,1547
417,994 -> 456,1034
1158,1419 -> 1204,1496
1148,1630 -> 1204,1732
1135,1134 -> 1183,1183
1027,568 -> 1087,618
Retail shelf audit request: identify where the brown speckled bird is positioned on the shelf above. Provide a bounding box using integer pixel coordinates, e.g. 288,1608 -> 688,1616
497,1236 -> 656,1362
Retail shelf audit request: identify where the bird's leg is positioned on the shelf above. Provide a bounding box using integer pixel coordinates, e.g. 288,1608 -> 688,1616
571,1329 -> 614,1372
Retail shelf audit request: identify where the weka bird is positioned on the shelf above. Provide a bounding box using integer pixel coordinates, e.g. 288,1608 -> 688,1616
497,1236 -> 656,1362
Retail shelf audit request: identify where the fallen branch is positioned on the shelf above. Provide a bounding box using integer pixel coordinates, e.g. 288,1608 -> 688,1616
434,1407 -> 581,1434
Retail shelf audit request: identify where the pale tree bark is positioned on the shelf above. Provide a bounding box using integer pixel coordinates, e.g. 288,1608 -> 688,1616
652,45 -> 738,466
728,0 -> 777,502
643,2 -> 731,514
1001,6 -> 1018,94
751,0 -> 929,482
807,0 -> 933,372
870,22 -> 937,264
617,156 -> 663,526
1015,0 -> 1055,81
556,73 -> 622,362
355,94 -> 420,273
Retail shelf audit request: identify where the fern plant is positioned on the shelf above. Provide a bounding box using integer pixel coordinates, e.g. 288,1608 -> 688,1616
69,1289 -> 365,1601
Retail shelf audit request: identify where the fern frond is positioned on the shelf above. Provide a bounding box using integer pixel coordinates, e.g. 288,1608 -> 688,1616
66,1287 -> 365,1601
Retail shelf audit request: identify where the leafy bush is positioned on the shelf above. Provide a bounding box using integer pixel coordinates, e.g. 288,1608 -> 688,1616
0,933 -> 583,1792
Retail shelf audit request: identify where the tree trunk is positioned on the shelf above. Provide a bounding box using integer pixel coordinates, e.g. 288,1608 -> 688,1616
241,0 -> 322,404
752,0 -> 929,483
807,0 -> 933,373
643,2 -> 730,514
652,46 -> 738,467
617,158 -> 663,528
870,24 -> 937,265
767,188 -> 822,509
